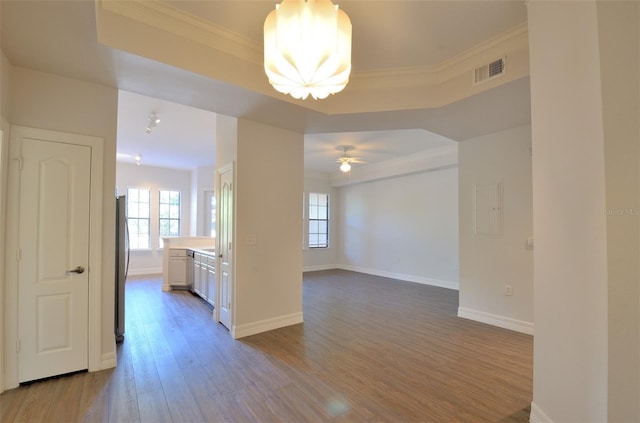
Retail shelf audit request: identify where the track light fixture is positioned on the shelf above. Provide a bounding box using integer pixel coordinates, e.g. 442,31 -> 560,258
146,112 -> 160,134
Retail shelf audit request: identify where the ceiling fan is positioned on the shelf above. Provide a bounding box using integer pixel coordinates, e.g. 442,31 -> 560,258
336,145 -> 365,173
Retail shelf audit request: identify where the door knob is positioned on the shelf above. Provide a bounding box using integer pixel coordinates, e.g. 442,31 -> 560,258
67,266 -> 85,274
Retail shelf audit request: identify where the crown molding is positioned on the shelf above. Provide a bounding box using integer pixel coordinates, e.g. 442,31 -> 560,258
96,1 -> 528,115
331,145 -> 458,187
99,0 -> 526,87
98,0 -> 262,65
350,23 -> 528,89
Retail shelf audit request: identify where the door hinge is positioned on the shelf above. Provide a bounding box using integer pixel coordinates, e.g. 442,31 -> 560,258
15,156 -> 23,171
16,248 -> 22,262
16,339 -> 21,353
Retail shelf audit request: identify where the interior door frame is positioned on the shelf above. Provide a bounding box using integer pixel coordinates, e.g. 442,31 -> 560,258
4,126 -> 104,390
215,161 -> 234,331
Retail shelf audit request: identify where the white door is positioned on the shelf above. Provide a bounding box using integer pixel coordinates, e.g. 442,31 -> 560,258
217,164 -> 233,329
18,137 -> 91,383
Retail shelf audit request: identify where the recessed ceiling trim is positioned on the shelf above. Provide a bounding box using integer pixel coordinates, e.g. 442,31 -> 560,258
98,0 -> 262,65
350,23 -> 527,90
95,1 -> 528,116
100,0 -> 527,90
330,144 -> 458,187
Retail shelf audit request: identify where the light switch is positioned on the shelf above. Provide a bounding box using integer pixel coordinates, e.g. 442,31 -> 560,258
526,236 -> 534,249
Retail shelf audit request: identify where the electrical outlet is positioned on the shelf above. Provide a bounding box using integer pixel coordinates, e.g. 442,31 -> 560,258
505,285 -> 513,296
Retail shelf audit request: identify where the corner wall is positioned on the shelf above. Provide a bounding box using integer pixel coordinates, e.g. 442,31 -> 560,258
233,119 -> 303,338
598,1 -> 640,420
458,125 -> 533,334
528,2 -> 609,421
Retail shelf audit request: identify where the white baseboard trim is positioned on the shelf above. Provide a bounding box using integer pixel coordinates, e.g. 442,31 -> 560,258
100,351 -> 117,370
127,268 -> 162,277
529,402 -> 553,423
338,265 -> 459,291
457,307 -> 534,335
232,312 -> 304,339
303,264 -> 338,272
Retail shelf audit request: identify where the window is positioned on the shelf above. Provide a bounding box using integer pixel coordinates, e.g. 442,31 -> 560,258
126,188 -> 150,250
205,190 -> 216,237
308,192 -> 329,248
159,190 -> 181,248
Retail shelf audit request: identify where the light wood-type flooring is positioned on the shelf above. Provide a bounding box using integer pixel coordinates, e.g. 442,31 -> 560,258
1,270 -> 532,422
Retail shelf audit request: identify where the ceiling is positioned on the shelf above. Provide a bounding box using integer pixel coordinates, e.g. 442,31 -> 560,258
1,0 -> 531,173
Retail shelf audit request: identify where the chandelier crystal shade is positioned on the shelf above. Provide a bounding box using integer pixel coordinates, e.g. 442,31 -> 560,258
264,0 -> 352,100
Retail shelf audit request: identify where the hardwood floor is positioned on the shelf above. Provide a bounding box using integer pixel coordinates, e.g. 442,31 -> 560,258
1,270 -> 532,422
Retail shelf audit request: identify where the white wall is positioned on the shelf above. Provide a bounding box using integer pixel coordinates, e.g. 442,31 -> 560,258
598,2 -> 640,420
338,165 -> 459,290
234,118 -> 303,337
303,172 -> 339,271
458,125 -> 533,334
6,66 -> 118,381
528,2 -> 609,421
116,162 -> 193,275
191,165 -> 215,236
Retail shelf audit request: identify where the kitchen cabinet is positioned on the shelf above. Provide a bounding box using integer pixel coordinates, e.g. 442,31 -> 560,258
190,250 -> 216,305
169,249 -> 188,287
206,255 -> 216,306
193,252 -> 203,296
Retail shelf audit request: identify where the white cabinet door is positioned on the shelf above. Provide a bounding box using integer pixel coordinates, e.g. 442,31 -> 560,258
169,249 -> 187,287
207,256 -> 216,306
199,256 -> 209,301
169,257 -> 187,286
193,253 -> 203,295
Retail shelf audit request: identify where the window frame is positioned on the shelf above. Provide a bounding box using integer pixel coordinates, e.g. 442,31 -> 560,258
126,187 -> 151,250
158,189 -> 181,248
307,192 -> 329,249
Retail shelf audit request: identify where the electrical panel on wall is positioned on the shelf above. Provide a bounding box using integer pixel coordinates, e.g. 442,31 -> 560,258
474,182 -> 503,236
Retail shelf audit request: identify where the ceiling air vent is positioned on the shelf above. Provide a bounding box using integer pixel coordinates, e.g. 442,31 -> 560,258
474,57 -> 505,85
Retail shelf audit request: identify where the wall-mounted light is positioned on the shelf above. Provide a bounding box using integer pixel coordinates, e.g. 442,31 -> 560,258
146,112 -> 160,134
135,153 -> 142,166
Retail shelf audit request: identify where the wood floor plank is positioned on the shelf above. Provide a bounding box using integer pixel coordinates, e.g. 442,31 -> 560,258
0,270 -> 532,422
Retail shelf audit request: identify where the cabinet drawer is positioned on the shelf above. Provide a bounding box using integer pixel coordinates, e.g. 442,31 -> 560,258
170,249 -> 187,257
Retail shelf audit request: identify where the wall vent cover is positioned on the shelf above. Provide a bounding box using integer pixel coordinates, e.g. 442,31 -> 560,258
474,57 -> 505,84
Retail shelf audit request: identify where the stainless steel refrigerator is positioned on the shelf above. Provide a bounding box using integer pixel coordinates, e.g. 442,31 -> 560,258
115,195 -> 129,343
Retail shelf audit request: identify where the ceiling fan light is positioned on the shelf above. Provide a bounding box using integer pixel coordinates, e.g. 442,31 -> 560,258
264,0 -> 352,100
340,161 -> 351,172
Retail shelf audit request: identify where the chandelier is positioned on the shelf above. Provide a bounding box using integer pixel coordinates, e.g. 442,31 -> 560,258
264,0 -> 352,100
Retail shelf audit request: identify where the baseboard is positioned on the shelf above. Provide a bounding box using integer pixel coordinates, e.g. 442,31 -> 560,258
231,312 -> 304,339
338,265 -> 459,291
100,351 -> 117,370
303,264 -> 338,272
529,402 -> 553,423
457,307 -> 534,335
127,268 -> 162,277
